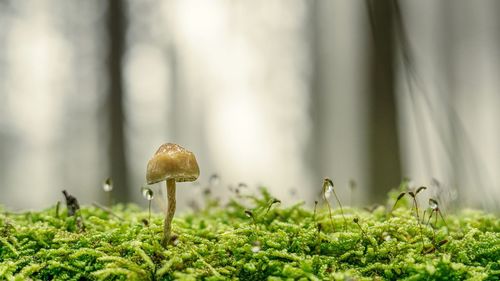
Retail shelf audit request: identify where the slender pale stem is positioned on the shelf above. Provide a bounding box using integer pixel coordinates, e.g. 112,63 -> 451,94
148,201 -> 151,224
412,197 -> 421,222
412,197 -> 425,249
92,202 -> 124,221
427,209 -> 435,225
323,192 -> 335,231
438,211 -> 448,228
313,201 -> 318,222
162,178 -> 176,247
332,190 -> 347,230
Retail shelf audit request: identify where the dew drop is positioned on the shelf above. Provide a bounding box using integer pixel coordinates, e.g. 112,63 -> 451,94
429,198 -> 438,210
251,241 -> 261,253
324,189 -> 333,198
323,178 -> 334,199
102,178 -> 113,192
244,210 -> 253,218
171,234 -> 179,246
383,232 -> 392,241
141,187 -> 154,201
209,174 -> 220,187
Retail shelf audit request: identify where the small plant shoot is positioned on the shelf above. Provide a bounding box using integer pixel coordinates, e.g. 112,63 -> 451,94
408,188 -> 425,248
313,200 -> 318,222
391,192 -> 407,214
416,186 -> 427,194
62,190 -> 80,217
427,198 -> 448,228
62,190 -> 85,231
353,216 -> 366,238
142,186 -> 154,223
322,177 -> 347,231
322,178 -> 335,230
265,198 -> 281,214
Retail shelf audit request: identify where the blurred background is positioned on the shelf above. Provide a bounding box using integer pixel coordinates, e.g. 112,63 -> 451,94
1,0 -> 499,211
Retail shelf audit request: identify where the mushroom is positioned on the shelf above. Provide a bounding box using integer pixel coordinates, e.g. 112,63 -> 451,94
146,143 -> 200,246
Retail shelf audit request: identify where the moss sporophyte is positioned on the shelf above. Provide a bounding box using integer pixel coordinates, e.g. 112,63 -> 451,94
1,146 -> 500,280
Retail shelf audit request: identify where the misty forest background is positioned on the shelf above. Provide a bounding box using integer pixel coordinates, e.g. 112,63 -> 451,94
1,0 -> 500,212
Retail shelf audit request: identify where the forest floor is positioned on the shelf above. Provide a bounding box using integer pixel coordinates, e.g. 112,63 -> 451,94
0,186 -> 499,280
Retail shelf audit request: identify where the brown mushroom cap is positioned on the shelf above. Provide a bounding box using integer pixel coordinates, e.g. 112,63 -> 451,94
146,143 -> 200,184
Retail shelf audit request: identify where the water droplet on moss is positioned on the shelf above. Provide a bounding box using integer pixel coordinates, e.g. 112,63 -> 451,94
429,198 -> 438,210
171,234 -> 179,246
324,182 -> 333,199
141,187 -> 154,201
251,241 -> 261,253
102,178 -> 113,192
383,232 -> 392,241
244,210 -> 253,218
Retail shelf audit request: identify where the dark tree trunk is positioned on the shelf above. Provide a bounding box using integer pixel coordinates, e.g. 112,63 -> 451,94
366,0 -> 402,202
106,0 -> 129,202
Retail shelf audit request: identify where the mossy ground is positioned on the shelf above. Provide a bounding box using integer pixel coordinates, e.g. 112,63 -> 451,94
1,188 -> 500,280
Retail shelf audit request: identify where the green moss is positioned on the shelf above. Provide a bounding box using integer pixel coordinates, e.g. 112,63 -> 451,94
0,188 -> 499,280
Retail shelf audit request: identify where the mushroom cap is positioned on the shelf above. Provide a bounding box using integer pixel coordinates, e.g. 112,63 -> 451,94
146,143 -> 200,184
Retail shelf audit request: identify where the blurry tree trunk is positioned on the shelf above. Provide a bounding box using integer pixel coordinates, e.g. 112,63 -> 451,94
106,0 -> 129,202
366,0 -> 402,202
308,0 -> 322,195
438,1 -> 460,198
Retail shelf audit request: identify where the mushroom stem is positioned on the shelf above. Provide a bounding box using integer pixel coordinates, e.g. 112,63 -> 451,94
162,178 -> 176,247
